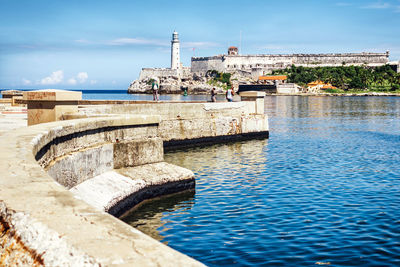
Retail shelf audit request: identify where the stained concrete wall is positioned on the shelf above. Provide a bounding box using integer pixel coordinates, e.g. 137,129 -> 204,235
0,101 -> 268,266
0,116 -> 203,266
77,101 -> 269,145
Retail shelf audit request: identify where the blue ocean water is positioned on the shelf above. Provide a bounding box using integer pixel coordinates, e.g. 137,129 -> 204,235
81,89 -> 223,101
10,89 -> 221,101
121,95 -> 400,266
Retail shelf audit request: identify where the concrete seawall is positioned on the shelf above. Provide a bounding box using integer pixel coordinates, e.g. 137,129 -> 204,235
0,97 -> 268,265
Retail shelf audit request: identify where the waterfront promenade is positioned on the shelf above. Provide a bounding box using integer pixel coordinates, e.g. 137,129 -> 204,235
0,92 -> 268,266
0,104 -> 26,136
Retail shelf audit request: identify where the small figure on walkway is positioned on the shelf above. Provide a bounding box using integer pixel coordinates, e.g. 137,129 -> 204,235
211,87 -> 216,102
152,79 -> 159,101
226,86 -> 234,102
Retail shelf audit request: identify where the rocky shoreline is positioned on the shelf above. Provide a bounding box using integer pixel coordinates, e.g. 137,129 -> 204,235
128,76 -> 226,95
127,75 -> 400,97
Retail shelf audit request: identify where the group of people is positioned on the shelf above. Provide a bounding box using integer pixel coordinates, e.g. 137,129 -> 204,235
152,79 -> 235,102
211,86 -> 235,102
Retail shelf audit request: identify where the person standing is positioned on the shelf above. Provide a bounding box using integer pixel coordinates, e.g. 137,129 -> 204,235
152,79 -> 159,101
226,86 -> 234,102
211,87 -> 216,102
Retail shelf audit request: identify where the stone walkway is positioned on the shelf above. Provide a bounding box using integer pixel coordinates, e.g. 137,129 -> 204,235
0,104 -> 27,136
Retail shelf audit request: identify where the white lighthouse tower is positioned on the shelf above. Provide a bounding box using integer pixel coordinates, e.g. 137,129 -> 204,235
171,31 -> 180,70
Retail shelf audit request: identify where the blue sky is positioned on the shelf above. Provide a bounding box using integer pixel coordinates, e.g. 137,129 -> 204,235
1,0 -> 399,89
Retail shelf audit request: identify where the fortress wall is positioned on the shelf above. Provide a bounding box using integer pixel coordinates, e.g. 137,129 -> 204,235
139,68 -> 180,80
139,68 -> 192,81
225,55 -> 292,70
191,56 -> 224,73
191,53 -> 390,73
292,53 -> 389,65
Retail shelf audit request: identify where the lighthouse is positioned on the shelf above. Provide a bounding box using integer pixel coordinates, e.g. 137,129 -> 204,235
171,31 -> 180,70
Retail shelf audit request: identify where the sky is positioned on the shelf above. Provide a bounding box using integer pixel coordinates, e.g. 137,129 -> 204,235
1,0 -> 399,89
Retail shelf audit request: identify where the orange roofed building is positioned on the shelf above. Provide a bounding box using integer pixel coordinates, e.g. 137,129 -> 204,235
258,75 -> 287,85
258,75 -> 287,81
307,80 -> 337,90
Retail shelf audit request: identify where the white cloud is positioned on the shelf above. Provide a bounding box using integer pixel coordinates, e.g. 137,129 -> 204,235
40,70 -> 64,85
182,41 -> 221,49
67,78 -> 77,85
336,2 -> 353,6
66,72 -> 88,85
75,39 -> 91,44
77,72 -> 88,83
260,45 -> 287,50
362,2 -> 391,9
109,37 -> 167,47
90,80 -> 97,85
22,78 -> 32,85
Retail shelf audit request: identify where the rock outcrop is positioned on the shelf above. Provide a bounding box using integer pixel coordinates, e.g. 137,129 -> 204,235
128,74 -> 226,95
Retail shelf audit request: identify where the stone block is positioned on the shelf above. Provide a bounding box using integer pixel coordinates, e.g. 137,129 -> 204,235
70,162 -> 194,215
47,144 -> 114,189
113,138 -> 163,169
239,91 -> 265,114
23,89 -> 82,125
241,114 -> 269,133
1,90 -> 23,99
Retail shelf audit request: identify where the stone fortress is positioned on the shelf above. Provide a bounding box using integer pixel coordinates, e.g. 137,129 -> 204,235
128,31 -> 399,94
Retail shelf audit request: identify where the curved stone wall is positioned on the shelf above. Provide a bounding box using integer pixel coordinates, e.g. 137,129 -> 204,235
0,100 -> 269,265
0,116 -> 203,266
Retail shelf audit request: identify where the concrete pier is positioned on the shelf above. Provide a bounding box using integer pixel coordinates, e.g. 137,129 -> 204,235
0,91 -> 268,266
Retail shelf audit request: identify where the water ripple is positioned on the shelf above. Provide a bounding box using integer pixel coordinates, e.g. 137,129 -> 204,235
123,96 -> 400,266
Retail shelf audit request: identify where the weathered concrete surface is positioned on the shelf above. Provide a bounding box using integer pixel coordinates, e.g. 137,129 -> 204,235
0,100 -> 268,266
79,101 -> 255,120
239,91 -> 266,114
78,101 -> 269,146
0,117 -> 204,266
70,162 -> 194,216
1,90 -> 23,98
0,105 -> 27,137
0,215 -> 42,266
23,89 -> 82,125
34,115 -> 160,169
113,138 -> 163,169
47,144 -> 114,189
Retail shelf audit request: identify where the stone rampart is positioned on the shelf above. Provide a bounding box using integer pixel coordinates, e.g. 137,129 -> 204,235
139,67 -> 191,80
191,52 -> 390,74
191,56 -> 225,74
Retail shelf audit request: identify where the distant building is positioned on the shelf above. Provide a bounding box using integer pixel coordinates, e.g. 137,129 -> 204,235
191,47 -> 394,75
308,80 -> 337,91
137,31 -> 190,81
171,31 -> 180,70
228,46 -> 239,55
258,75 -> 287,83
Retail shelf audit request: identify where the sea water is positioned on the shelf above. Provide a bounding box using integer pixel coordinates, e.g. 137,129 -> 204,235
121,95 -> 400,266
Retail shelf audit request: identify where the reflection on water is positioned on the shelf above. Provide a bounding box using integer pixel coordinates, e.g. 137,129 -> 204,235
122,96 -> 400,266
120,190 -> 195,243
